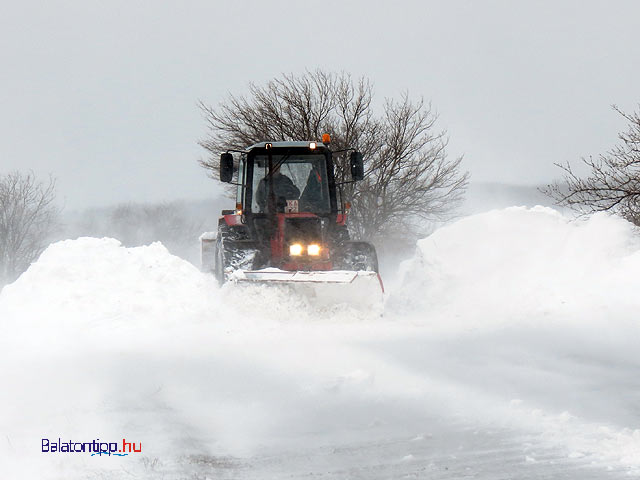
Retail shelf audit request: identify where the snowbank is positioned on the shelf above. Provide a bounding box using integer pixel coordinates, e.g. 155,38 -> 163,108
0,236 -> 371,338
0,237 -> 224,335
392,206 -> 640,325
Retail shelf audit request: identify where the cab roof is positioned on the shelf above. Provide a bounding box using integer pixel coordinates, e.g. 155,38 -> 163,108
245,141 -> 329,152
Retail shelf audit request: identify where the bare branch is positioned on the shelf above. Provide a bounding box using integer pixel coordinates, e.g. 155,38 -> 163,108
198,70 -> 468,243
544,104 -> 640,225
0,171 -> 60,285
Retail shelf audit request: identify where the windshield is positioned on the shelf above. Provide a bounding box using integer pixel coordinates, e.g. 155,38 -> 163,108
251,154 -> 330,214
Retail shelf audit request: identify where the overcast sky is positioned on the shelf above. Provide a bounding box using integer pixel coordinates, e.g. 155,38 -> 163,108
1,0 -> 638,209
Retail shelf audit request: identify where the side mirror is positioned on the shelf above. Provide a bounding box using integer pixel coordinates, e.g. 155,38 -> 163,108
220,153 -> 234,183
350,152 -> 364,181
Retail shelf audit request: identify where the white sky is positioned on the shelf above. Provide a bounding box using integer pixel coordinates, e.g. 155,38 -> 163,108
1,0 -> 638,209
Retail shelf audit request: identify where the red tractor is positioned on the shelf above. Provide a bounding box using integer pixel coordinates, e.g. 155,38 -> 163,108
201,137 -> 383,297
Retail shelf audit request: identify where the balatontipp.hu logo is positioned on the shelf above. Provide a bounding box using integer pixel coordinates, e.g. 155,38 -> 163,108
41,438 -> 142,456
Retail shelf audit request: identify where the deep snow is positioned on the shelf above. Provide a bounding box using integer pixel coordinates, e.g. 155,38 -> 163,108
1,207 -> 640,479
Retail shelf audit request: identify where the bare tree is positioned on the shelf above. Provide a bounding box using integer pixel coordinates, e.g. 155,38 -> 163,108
348,95 -> 467,240
199,70 -> 468,242
0,171 -> 59,285
545,105 -> 640,225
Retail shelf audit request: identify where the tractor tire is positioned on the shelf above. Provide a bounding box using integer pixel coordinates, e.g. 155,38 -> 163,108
214,224 -> 257,284
214,240 -> 226,284
336,241 -> 379,272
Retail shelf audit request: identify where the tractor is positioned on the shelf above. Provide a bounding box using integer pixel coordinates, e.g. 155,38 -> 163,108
201,136 -> 384,298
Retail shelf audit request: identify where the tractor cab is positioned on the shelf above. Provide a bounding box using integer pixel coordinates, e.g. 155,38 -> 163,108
241,142 -> 334,215
221,141 -> 359,216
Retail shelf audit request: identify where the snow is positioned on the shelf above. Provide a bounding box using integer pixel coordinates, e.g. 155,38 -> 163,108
1,207 -> 640,478
393,206 -> 640,321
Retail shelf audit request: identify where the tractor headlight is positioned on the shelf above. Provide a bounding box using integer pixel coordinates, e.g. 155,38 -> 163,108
307,244 -> 321,256
289,243 -> 303,256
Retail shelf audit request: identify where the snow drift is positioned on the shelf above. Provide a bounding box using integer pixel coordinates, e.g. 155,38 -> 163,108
392,206 -> 640,325
0,237 -> 221,330
2,207 -> 640,479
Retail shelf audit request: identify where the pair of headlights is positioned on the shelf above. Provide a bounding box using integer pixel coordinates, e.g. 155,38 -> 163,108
289,243 -> 321,256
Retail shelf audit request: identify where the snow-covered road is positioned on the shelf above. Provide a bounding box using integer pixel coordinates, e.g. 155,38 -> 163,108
1,207 -> 639,479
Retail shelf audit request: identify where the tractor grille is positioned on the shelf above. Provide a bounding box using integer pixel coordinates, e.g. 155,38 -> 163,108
284,217 -> 322,245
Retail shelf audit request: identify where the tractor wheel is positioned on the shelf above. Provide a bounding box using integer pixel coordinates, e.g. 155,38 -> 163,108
214,224 -> 256,284
214,225 -> 234,284
214,239 -> 226,284
337,241 -> 379,272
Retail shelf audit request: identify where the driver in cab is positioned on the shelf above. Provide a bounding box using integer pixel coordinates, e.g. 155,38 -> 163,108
255,163 -> 300,212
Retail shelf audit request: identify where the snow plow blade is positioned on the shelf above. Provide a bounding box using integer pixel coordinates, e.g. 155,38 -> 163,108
229,269 -> 384,310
